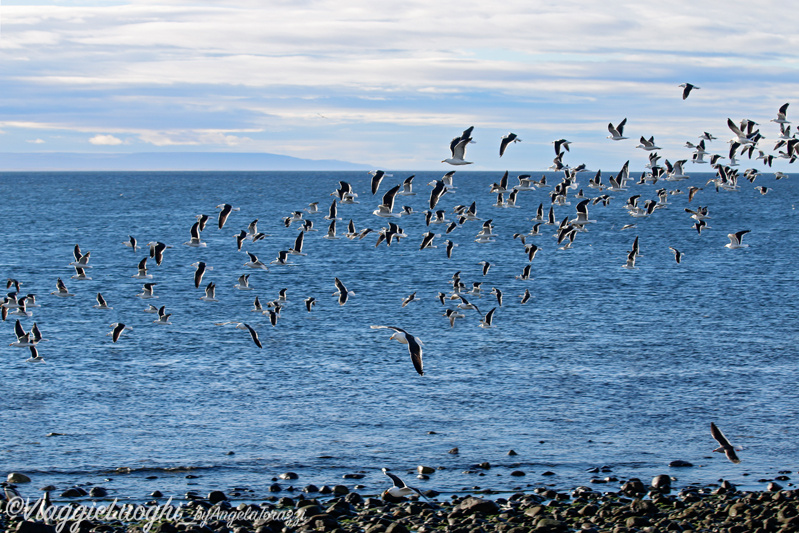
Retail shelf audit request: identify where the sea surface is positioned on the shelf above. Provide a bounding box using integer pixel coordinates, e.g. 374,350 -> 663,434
1,169 -> 798,503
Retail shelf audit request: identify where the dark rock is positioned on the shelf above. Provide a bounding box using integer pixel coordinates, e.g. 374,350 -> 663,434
510,471 -> 525,477
541,471 -> 555,476
61,487 -> 88,498
507,450 -> 518,456
454,496 -> 499,515
277,497 -> 294,507
476,462 -> 491,470
535,518 -> 566,531
302,484 -> 319,493
651,474 -> 672,492
89,487 -> 108,498
15,521 -> 56,533
344,492 -> 363,505
279,472 -> 298,480
207,490 -> 227,503
385,523 -> 410,533
620,478 -> 646,497
668,460 -> 694,467
630,499 -> 657,515
342,473 -> 364,479
448,448 -> 459,454
150,490 -> 163,498
332,484 -> 349,495
768,482 -> 783,491
268,483 -> 281,492
154,522 -> 178,533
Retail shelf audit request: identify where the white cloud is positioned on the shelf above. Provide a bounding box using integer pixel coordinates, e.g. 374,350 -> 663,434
89,134 -> 124,145
26,138 -> 46,143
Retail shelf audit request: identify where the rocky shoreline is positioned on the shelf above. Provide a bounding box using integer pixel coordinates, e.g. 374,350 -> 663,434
4,474 -> 799,533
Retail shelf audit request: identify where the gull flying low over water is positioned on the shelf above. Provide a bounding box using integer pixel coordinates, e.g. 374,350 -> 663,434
234,274 -> 252,290
333,277 -> 353,306
93,292 -> 112,309
132,257 -> 152,279
147,241 -> 170,266
200,282 -> 218,302
25,344 -> 43,363
710,422 -> 741,463
123,235 -> 139,250
51,278 -> 74,297
381,468 -> 430,500
137,282 -> 157,299
184,221 -> 206,247
725,230 -> 750,249
154,305 -> 172,325
244,252 -> 269,270
398,175 -> 416,196
192,261 -> 211,288
370,326 -> 424,376
108,322 -> 132,343
668,247 -> 683,264
369,170 -> 389,195
216,203 -> 239,229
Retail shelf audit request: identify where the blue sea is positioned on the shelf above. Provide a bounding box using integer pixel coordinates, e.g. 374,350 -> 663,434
1,169 -> 798,502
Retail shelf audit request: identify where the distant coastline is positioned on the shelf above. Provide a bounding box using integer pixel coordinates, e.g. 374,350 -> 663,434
0,152 -> 372,172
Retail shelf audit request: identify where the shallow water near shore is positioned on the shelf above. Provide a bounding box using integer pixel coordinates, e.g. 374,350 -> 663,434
1,170 -> 798,502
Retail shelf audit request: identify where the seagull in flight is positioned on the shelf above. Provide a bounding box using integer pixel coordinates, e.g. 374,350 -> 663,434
607,118 -> 628,140
442,126 -> 474,165
370,326 -> 424,376
499,132 -> 521,157
679,83 -> 699,99
710,422 -> 741,463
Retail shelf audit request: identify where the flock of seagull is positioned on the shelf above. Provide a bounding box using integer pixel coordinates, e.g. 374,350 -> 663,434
2,87 -> 791,391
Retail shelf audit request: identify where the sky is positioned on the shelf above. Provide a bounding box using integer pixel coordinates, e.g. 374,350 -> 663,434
1,0 -> 798,171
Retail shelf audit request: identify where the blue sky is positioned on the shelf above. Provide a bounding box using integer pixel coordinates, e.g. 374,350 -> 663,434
1,0 -> 798,170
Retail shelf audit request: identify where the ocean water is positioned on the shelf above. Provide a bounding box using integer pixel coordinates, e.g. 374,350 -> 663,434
1,169 -> 798,503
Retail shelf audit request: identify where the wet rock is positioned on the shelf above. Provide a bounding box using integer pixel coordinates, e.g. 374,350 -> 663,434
417,465 -> 435,474
507,450 -> 518,456
279,472 -> 298,480
15,521 -> 56,533
768,482 -> 783,491
620,478 -> 646,497
541,471 -> 555,476
651,474 -> 672,492
207,490 -> 227,503
302,484 -> 319,493
342,473 -> 364,479
417,474 -> 429,480
510,471 -> 525,477
668,460 -> 693,467
454,496 -> 499,515
60,487 -> 88,498
476,462 -> 491,470
448,448 -> 459,454
7,473 -> 31,483
385,523 -> 410,533
268,483 -> 281,492
630,499 -> 657,515
535,518 -> 566,531
89,487 -> 108,497
344,492 -> 363,505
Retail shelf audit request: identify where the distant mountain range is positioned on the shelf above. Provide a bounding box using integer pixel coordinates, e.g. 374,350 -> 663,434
0,152 -> 371,171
